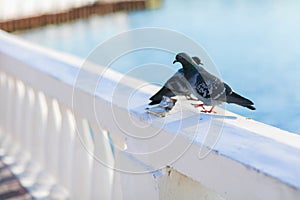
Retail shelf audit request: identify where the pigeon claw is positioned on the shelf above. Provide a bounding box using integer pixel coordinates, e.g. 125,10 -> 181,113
192,104 -> 216,114
200,106 -> 216,113
200,109 -> 216,114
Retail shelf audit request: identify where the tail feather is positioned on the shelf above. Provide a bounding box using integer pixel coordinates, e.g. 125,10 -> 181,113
246,105 -> 256,110
149,86 -> 175,105
226,92 -> 256,110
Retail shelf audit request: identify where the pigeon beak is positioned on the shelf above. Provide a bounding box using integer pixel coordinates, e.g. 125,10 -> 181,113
173,60 -> 178,64
199,62 -> 204,65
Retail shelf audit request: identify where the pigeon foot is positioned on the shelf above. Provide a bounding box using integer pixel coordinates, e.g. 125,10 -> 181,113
192,104 -> 216,113
200,106 -> 216,113
191,103 -> 205,109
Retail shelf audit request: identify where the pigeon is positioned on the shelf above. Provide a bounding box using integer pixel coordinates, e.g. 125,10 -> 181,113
173,52 -> 255,113
149,56 -> 202,105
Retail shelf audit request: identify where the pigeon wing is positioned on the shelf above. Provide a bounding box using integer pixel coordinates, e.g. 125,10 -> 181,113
149,70 -> 191,105
149,86 -> 175,105
164,70 -> 191,96
194,68 -> 227,101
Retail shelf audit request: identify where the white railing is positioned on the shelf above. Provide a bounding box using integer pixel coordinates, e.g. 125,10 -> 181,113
1,30 -> 300,200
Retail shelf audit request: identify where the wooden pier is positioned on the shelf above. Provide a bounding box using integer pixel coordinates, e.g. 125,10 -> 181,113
0,0 -> 151,32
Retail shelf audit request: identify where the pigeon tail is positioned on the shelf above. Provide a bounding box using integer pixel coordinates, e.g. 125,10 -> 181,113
149,86 -> 175,105
226,92 -> 256,110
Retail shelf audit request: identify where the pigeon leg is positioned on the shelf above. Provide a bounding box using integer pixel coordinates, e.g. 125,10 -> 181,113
191,104 -> 216,113
201,106 -> 216,113
191,103 -> 205,109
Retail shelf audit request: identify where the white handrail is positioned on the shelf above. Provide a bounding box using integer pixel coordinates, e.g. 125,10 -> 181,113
1,30 -> 300,200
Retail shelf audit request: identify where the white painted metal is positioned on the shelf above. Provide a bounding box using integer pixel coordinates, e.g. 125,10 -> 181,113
1,30 -> 300,200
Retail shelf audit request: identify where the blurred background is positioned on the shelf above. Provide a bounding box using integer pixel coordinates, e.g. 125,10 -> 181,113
1,0 -> 300,134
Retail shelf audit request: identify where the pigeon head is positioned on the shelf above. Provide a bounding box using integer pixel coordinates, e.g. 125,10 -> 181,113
173,53 -> 203,66
173,52 -> 194,65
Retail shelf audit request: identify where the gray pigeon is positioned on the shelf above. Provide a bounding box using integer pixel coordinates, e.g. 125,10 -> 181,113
173,52 -> 255,112
149,56 -> 202,105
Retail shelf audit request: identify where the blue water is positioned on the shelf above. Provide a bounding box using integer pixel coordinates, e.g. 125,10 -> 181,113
18,0 -> 300,134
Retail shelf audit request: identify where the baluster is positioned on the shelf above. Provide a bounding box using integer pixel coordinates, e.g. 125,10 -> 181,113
0,72 -> 9,159
2,75 -> 13,148
44,98 -> 62,180
47,102 -> 69,200
14,80 -> 26,147
0,72 -> 7,149
23,87 -> 35,155
70,116 -> 94,200
31,91 -> 48,165
18,87 -> 41,188
90,124 -> 115,199
49,105 -> 75,199
12,85 -> 34,175
2,76 -> 18,165
10,80 -> 30,175
110,136 -> 129,200
29,91 -> 58,199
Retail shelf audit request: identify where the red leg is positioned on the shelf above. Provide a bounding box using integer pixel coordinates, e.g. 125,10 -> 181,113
191,104 -> 216,113
201,106 -> 215,113
191,103 -> 205,109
